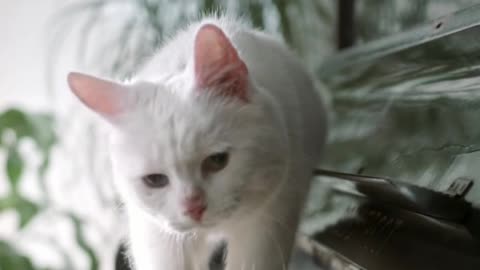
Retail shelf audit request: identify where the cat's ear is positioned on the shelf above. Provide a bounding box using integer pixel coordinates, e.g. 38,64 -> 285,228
67,72 -> 131,120
194,24 -> 249,101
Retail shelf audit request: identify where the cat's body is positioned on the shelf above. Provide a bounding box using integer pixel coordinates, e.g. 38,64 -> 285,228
68,17 -> 327,270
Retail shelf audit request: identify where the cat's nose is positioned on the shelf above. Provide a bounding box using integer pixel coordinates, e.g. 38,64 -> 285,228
182,190 -> 207,221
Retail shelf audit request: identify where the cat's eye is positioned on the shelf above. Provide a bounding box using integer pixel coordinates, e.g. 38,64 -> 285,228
142,173 -> 169,188
202,152 -> 229,175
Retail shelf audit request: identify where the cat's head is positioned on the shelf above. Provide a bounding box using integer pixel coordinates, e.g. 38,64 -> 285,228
68,24 -> 288,233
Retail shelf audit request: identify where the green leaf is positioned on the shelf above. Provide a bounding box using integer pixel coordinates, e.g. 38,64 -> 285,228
272,0 -> 292,45
202,0 -> 218,15
68,214 -> 99,270
0,195 -> 40,229
0,241 -> 36,270
6,147 -> 23,190
27,114 -> 56,154
0,108 -> 56,200
248,2 -> 265,29
0,109 -> 56,153
0,109 -> 31,140
16,197 -> 40,229
0,196 -> 16,210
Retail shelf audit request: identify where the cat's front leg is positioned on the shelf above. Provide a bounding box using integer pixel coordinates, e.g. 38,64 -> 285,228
225,216 -> 298,270
224,193 -> 306,270
224,168 -> 311,270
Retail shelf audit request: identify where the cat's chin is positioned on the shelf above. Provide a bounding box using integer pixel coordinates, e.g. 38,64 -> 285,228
169,224 -> 195,233
167,220 -> 217,233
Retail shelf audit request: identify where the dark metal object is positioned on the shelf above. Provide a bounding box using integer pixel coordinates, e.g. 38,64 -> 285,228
312,199 -> 480,270
314,169 -> 472,222
337,0 -> 356,50
305,165 -> 480,270
446,177 -> 474,198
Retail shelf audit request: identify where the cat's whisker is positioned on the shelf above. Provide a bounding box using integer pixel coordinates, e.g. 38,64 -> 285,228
171,234 -> 180,264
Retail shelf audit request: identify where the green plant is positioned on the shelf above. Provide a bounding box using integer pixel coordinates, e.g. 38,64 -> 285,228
0,108 -> 55,269
0,108 -> 99,270
0,241 -> 38,270
0,109 -> 55,217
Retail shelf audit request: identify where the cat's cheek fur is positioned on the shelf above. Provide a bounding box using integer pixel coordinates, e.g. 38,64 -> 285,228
108,133 -> 167,218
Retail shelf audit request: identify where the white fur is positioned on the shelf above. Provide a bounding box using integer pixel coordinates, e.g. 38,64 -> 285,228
105,17 -> 327,270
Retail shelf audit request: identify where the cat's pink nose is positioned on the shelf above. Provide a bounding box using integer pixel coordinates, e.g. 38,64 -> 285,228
184,204 -> 206,222
182,190 -> 207,221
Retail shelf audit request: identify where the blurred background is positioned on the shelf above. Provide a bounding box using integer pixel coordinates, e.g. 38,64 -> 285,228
1,0 -> 480,270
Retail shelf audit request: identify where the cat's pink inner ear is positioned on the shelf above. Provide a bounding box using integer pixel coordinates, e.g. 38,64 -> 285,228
194,24 -> 249,101
67,72 -> 129,117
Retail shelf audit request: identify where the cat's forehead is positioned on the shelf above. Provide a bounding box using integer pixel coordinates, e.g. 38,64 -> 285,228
113,91 -> 232,153
111,79 -> 258,157
127,75 -> 245,126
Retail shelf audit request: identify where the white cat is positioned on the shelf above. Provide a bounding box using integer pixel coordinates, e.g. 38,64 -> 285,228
68,17 -> 327,270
